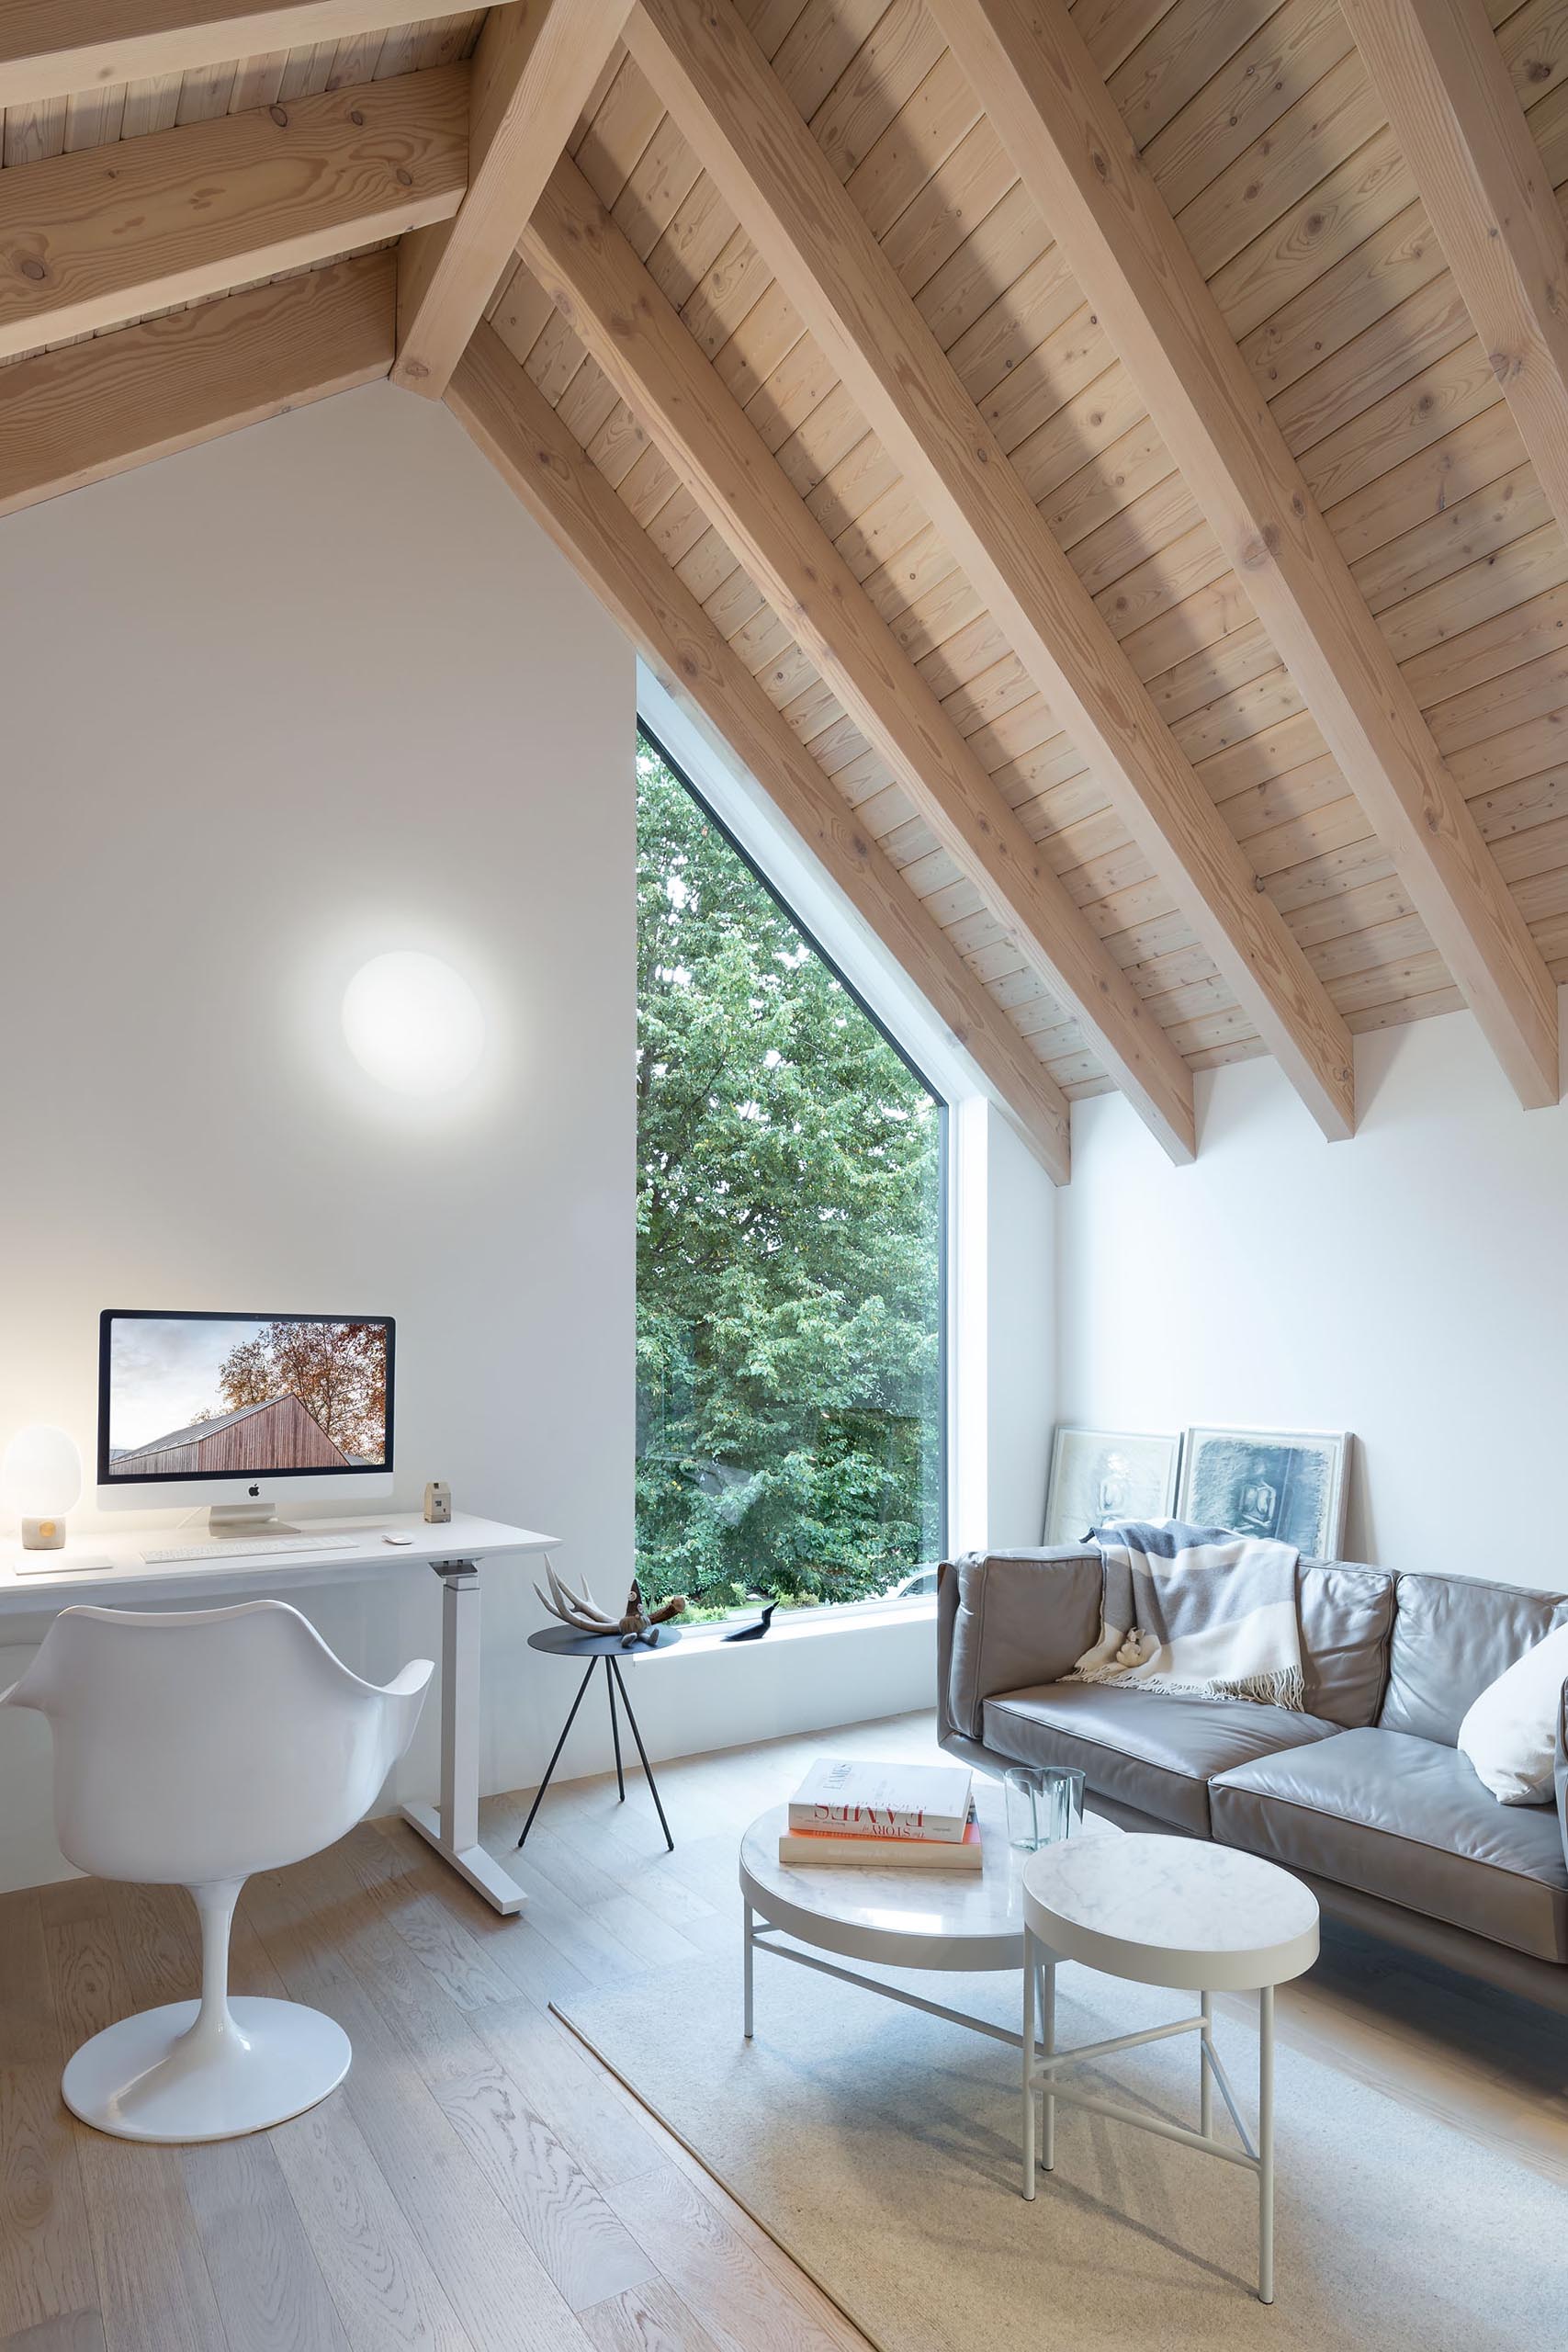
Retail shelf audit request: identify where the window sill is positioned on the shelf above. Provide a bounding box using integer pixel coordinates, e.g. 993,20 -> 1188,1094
673,1596 -> 937,1657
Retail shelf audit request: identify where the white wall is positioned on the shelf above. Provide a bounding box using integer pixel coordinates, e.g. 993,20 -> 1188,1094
0,383 -> 949,1892
1056,1008 -> 1568,1582
985,1107 -> 1058,1545
949,1099 -> 1058,1555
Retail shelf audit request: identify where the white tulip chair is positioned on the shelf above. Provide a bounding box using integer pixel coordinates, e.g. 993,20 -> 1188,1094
0,1598 -> 433,2143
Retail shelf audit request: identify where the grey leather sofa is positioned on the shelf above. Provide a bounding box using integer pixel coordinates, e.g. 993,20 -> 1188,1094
937,1546 -> 1568,2010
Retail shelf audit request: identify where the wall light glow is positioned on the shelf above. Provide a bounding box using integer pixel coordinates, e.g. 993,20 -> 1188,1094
342,952 -> 486,1096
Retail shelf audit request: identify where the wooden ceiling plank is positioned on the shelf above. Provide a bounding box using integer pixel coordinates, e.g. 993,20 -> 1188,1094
625,0 -> 1357,1140
523,153 -> 1197,1159
0,248 -> 393,518
392,0 -> 635,397
930,0 -> 1562,1112
658,118 -> 1053,559
445,317 -> 1074,1178
0,3 -> 455,107
1339,0 -> 1568,551
0,62 -> 467,362
1145,0 -> 1354,218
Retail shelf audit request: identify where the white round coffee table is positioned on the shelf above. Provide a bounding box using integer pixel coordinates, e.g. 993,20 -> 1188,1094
1021,1834 -> 1319,2304
739,1784 -> 1117,2052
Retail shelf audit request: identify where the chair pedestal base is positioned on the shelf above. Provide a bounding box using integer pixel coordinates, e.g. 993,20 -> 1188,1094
62,1996 -> 351,2143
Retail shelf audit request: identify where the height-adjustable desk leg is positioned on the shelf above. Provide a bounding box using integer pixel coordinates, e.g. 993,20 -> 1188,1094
401,1557 -> 528,1916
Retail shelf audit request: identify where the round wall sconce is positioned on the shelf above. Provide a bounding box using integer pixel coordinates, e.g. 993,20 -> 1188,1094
341,952 -> 486,1095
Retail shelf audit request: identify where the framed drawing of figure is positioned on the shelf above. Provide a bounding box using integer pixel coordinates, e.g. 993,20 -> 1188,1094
1043,1428 -> 1182,1546
1178,1428 -> 1352,1558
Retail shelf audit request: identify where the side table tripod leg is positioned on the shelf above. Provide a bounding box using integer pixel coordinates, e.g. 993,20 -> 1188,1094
606,1663 -> 626,1802
515,1657 -> 598,1849
610,1657 -> 674,1851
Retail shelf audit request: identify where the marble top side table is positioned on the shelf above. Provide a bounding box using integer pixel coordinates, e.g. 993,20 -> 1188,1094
1021,1832 -> 1320,2305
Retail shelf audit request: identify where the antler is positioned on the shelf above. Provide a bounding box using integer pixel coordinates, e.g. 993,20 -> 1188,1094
534,1560 -> 619,1635
533,1581 -> 604,1634
549,1561 -> 617,1626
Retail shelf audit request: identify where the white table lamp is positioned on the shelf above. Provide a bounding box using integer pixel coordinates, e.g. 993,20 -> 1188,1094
3,1425 -> 84,1550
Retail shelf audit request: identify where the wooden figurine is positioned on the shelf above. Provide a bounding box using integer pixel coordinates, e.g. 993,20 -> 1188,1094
616,1578 -> 686,1647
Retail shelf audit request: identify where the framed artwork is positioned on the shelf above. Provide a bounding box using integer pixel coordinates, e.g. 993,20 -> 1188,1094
1043,1427 -> 1182,1546
1177,1427 -> 1351,1559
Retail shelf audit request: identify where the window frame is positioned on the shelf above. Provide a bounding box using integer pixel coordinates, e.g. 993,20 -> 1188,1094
636,718 -> 951,1593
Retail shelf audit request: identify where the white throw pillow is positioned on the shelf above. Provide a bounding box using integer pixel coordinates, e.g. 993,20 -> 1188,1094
1457,1621 -> 1568,1804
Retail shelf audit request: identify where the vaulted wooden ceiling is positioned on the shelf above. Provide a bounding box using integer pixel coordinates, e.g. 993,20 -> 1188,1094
6,0 -> 1568,1182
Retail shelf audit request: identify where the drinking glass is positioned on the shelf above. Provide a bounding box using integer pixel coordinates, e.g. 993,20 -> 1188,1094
1004,1764 -> 1085,1850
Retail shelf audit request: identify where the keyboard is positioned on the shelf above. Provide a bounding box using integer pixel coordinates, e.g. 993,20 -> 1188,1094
138,1533 -> 364,1565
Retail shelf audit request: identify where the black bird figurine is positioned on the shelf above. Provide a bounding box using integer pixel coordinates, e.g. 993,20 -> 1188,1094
723,1600 -> 778,1643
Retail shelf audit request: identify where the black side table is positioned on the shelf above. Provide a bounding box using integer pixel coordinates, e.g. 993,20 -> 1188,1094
517,1623 -> 681,1852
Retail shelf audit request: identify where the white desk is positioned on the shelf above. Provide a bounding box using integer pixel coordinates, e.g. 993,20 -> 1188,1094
0,1511 -> 557,1917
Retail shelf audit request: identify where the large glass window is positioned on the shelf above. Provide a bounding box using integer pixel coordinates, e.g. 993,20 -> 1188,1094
636,730 -> 945,1622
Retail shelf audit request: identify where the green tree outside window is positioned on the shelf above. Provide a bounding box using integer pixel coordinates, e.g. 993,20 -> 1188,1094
637,735 -> 944,1620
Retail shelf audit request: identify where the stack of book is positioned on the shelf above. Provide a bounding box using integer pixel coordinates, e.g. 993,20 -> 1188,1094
779,1758 -> 981,1869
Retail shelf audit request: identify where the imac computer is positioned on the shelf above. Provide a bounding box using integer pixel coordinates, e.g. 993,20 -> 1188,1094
98,1309 -> 395,1535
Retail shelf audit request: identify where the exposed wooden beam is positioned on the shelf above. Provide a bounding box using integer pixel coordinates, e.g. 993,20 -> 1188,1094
394,0 -> 632,399
923,0 -> 1561,1113
446,321 -> 1073,1178
524,157 -> 1195,1161
0,63 -> 466,365
625,0 -> 1359,1144
1340,0 -> 1568,549
0,2 -> 437,107
0,252 -> 393,521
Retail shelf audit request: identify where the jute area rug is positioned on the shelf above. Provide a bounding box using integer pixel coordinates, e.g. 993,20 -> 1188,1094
557,1934 -> 1565,2352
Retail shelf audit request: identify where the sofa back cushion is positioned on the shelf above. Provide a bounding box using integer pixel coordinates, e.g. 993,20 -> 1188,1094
945,1549 -> 1102,1744
1298,1561 -> 1394,1727
1379,1573 -> 1568,1746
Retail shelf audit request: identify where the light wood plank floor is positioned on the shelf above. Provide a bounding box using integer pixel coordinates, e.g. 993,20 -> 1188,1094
3,1709 -> 1565,2351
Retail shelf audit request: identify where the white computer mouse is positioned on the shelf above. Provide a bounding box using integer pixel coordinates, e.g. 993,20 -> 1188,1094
382,1531 -> 415,1546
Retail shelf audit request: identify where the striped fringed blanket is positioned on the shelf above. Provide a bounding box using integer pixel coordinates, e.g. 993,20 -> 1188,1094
1068,1521 -> 1305,1711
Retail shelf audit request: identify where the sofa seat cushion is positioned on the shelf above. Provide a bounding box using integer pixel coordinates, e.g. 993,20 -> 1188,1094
981,1682 -> 1342,1836
1211,1727 -> 1568,1962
